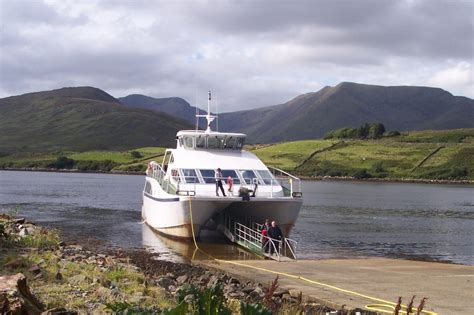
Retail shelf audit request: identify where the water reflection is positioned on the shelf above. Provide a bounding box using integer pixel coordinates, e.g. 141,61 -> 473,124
141,224 -> 261,262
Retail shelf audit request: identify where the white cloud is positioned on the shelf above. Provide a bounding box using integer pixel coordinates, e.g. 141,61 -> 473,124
0,0 -> 473,110
428,62 -> 473,97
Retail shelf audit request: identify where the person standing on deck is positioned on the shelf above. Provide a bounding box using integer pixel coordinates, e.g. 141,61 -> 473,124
215,168 -> 226,197
268,220 -> 283,255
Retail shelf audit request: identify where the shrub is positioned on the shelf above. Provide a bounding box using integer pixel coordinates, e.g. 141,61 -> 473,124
352,169 -> 371,179
324,122 -> 386,140
169,283 -> 232,315
74,160 -> 118,172
49,156 -> 75,169
130,151 -> 143,159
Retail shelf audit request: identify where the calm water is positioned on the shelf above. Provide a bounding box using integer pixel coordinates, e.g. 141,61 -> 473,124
0,170 -> 473,264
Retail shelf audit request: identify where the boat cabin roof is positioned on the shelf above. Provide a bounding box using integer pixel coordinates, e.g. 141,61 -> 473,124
176,130 -> 246,150
166,148 -> 267,170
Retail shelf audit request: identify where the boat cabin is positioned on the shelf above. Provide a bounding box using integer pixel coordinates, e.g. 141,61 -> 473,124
176,131 -> 246,151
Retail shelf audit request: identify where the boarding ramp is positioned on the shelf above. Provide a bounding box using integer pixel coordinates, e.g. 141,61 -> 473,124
218,213 -> 297,261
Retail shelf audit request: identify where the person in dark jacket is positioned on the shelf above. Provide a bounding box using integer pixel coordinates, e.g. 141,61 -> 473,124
267,220 -> 283,255
215,168 -> 226,197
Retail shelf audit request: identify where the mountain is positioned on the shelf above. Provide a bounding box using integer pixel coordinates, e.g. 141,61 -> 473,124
217,82 -> 474,143
119,94 -> 207,128
0,87 -> 192,153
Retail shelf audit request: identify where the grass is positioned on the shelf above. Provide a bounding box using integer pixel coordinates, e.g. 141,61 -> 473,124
250,129 -> 474,180
250,140 -> 336,169
0,128 -> 473,180
397,128 -> 474,143
0,147 -> 166,172
0,215 -> 173,313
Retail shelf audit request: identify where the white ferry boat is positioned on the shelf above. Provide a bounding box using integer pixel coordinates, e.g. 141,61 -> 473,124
142,92 -> 303,240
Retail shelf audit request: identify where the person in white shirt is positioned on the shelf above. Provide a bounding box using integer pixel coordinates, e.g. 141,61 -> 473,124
215,168 -> 226,196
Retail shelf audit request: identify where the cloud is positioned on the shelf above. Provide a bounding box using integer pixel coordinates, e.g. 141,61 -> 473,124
428,62 -> 473,97
0,0 -> 472,111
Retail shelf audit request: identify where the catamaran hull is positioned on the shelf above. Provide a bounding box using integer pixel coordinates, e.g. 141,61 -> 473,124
142,193 -> 302,239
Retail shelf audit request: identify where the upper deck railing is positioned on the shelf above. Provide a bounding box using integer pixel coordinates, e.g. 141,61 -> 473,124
146,162 -> 302,198
268,166 -> 302,198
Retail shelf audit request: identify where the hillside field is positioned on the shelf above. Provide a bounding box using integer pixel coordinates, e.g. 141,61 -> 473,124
1,129 -> 473,181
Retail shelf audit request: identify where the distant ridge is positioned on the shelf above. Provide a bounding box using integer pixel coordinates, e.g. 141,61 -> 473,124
217,82 -> 474,143
0,87 -> 192,153
119,94 -> 207,128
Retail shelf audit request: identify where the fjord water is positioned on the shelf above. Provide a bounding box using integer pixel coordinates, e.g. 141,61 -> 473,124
0,171 -> 473,264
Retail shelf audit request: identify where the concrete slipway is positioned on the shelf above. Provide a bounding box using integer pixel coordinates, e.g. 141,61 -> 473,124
197,258 -> 474,314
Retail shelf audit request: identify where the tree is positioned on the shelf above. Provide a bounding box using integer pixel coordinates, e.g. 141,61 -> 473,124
369,122 -> 385,139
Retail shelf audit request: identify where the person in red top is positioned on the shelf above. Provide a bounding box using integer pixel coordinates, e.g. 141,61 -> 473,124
261,227 -> 269,253
226,176 -> 233,195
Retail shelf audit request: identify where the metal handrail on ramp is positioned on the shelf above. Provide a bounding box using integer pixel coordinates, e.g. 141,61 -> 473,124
233,221 -> 297,262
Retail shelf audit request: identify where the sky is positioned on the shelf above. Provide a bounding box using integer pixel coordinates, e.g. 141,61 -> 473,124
0,0 -> 473,112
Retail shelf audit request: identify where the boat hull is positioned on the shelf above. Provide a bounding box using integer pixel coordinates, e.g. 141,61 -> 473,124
142,193 -> 302,239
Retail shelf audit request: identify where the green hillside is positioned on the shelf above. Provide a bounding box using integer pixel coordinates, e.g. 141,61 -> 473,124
0,87 -> 192,153
1,129 -> 473,181
251,128 -> 474,180
0,147 -> 166,173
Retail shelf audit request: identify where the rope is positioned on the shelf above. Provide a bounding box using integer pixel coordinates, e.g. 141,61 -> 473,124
187,198 -> 437,315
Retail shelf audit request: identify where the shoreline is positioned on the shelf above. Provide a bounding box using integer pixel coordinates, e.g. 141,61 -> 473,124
2,167 -> 474,185
2,215 -> 471,313
1,215 -> 342,314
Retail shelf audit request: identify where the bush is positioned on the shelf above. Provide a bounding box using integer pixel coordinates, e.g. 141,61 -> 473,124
74,159 -> 118,171
352,169 -> 371,179
324,122 -> 386,140
130,151 -> 143,159
48,156 -> 75,169
168,283 -> 232,315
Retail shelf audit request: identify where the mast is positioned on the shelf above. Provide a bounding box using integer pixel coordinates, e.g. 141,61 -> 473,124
196,90 -> 217,133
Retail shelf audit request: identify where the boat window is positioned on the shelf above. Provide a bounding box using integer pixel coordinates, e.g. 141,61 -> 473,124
181,169 -> 198,183
184,137 -> 194,149
257,170 -> 274,185
207,136 -> 222,149
221,170 -> 240,184
199,169 -> 216,184
144,182 -> 152,194
236,137 -> 244,149
239,170 -> 259,185
196,136 -> 205,148
171,169 -> 180,182
223,137 -> 235,149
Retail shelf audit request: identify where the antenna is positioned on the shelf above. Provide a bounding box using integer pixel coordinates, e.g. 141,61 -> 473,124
216,93 -> 219,131
196,90 -> 216,133
195,90 -> 198,131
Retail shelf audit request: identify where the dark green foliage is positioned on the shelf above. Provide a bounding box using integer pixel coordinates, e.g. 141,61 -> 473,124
130,151 -> 143,158
368,123 -> 385,139
167,283 -> 232,315
357,123 -> 371,139
48,156 -> 75,169
324,122 -> 386,140
240,302 -> 272,315
352,169 -> 372,179
74,160 -> 118,172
